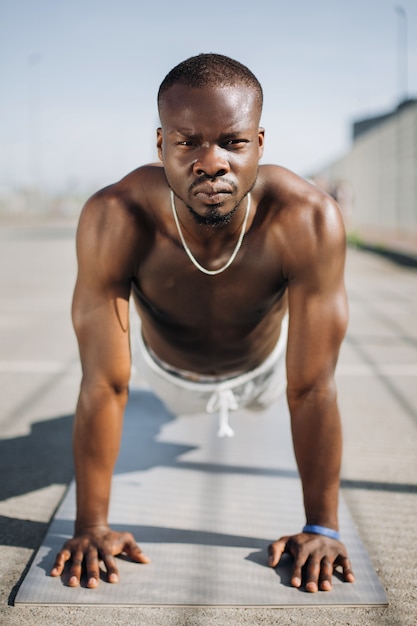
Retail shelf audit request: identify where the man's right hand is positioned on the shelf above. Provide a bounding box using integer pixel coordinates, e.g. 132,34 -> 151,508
50,526 -> 150,588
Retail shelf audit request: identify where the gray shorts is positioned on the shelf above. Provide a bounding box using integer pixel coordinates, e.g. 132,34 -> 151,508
130,315 -> 288,437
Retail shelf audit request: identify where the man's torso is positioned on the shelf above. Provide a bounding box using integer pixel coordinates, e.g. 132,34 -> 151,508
88,164 -> 326,376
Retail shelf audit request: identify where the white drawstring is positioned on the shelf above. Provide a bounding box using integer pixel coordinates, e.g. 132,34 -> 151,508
206,388 -> 239,437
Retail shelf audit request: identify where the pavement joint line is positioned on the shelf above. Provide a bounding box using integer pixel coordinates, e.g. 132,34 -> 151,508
0,361 -> 80,374
337,363 -> 417,376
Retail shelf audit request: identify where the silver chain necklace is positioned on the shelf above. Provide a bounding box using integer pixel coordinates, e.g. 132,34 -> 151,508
170,190 -> 251,276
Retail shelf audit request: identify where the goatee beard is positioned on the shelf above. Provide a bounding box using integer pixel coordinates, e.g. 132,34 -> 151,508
186,203 -> 238,227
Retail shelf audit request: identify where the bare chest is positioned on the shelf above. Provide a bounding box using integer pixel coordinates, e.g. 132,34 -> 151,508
132,231 -> 287,373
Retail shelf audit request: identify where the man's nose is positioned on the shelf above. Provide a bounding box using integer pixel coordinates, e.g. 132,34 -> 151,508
193,143 -> 230,178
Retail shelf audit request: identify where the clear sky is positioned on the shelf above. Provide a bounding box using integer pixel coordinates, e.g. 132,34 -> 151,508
1,0 -> 416,195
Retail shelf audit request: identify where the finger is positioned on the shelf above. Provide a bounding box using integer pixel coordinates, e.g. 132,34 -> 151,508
268,537 -> 289,568
290,550 -> 309,589
319,558 -> 334,592
290,559 -> 304,589
85,547 -> 100,588
279,536 -> 309,589
121,534 -> 150,564
337,554 -> 355,583
101,552 -> 120,584
68,550 -> 84,587
50,548 -> 71,577
125,543 -> 151,564
305,556 -> 321,593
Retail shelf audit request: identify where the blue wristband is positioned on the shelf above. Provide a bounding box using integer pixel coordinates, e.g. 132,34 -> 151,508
302,524 -> 341,541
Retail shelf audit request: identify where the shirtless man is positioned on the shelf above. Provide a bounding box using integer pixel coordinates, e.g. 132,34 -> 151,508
51,53 -> 355,593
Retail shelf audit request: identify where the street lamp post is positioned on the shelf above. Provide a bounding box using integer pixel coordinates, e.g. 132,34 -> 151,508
395,5 -> 408,103
394,6 -> 408,235
27,53 -> 42,212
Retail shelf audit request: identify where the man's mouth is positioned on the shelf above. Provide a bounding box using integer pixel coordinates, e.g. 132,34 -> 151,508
193,185 -> 233,204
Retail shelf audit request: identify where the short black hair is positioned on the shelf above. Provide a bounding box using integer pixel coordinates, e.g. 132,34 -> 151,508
158,53 -> 263,113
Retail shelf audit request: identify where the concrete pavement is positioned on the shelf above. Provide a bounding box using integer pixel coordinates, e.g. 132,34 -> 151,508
0,221 -> 416,625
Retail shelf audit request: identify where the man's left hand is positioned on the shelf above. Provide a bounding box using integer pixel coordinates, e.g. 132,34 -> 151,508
268,532 -> 355,592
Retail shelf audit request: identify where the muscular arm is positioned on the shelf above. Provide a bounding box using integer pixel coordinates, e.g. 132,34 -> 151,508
51,195 -> 149,586
269,193 -> 354,591
286,203 -> 347,532
72,225 -> 133,532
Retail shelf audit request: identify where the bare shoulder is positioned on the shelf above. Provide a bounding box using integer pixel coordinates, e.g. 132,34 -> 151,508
79,164 -> 165,234
76,164 -> 165,279
257,164 -> 346,279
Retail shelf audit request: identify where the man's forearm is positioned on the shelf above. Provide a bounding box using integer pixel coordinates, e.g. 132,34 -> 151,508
288,385 -> 342,530
73,384 -> 128,531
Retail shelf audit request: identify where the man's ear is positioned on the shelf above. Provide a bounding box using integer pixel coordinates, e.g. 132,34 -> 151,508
258,127 -> 265,159
156,127 -> 163,161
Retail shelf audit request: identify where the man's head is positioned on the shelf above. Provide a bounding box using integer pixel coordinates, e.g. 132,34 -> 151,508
157,54 -> 265,226
158,53 -> 263,123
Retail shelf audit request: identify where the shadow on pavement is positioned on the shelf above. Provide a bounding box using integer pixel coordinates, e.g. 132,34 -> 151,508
0,414 -> 74,552
0,414 -> 75,502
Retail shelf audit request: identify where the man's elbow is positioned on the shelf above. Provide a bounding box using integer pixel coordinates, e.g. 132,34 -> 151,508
79,376 -> 130,408
287,379 -> 338,409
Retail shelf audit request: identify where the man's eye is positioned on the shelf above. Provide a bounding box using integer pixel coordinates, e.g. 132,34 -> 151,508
223,139 -> 248,148
177,141 -> 196,147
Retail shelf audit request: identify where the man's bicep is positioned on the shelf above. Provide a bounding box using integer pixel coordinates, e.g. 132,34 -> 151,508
72,278 -> 132,389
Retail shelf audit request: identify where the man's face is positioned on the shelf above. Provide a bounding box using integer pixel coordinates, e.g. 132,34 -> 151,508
157,83 -> 264,224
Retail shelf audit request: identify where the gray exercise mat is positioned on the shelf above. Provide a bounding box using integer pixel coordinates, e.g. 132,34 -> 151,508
15,390 -> 387,607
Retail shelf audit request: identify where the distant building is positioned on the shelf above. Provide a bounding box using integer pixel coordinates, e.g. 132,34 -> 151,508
352,99 -> 417,141
313,99 -> 417,257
